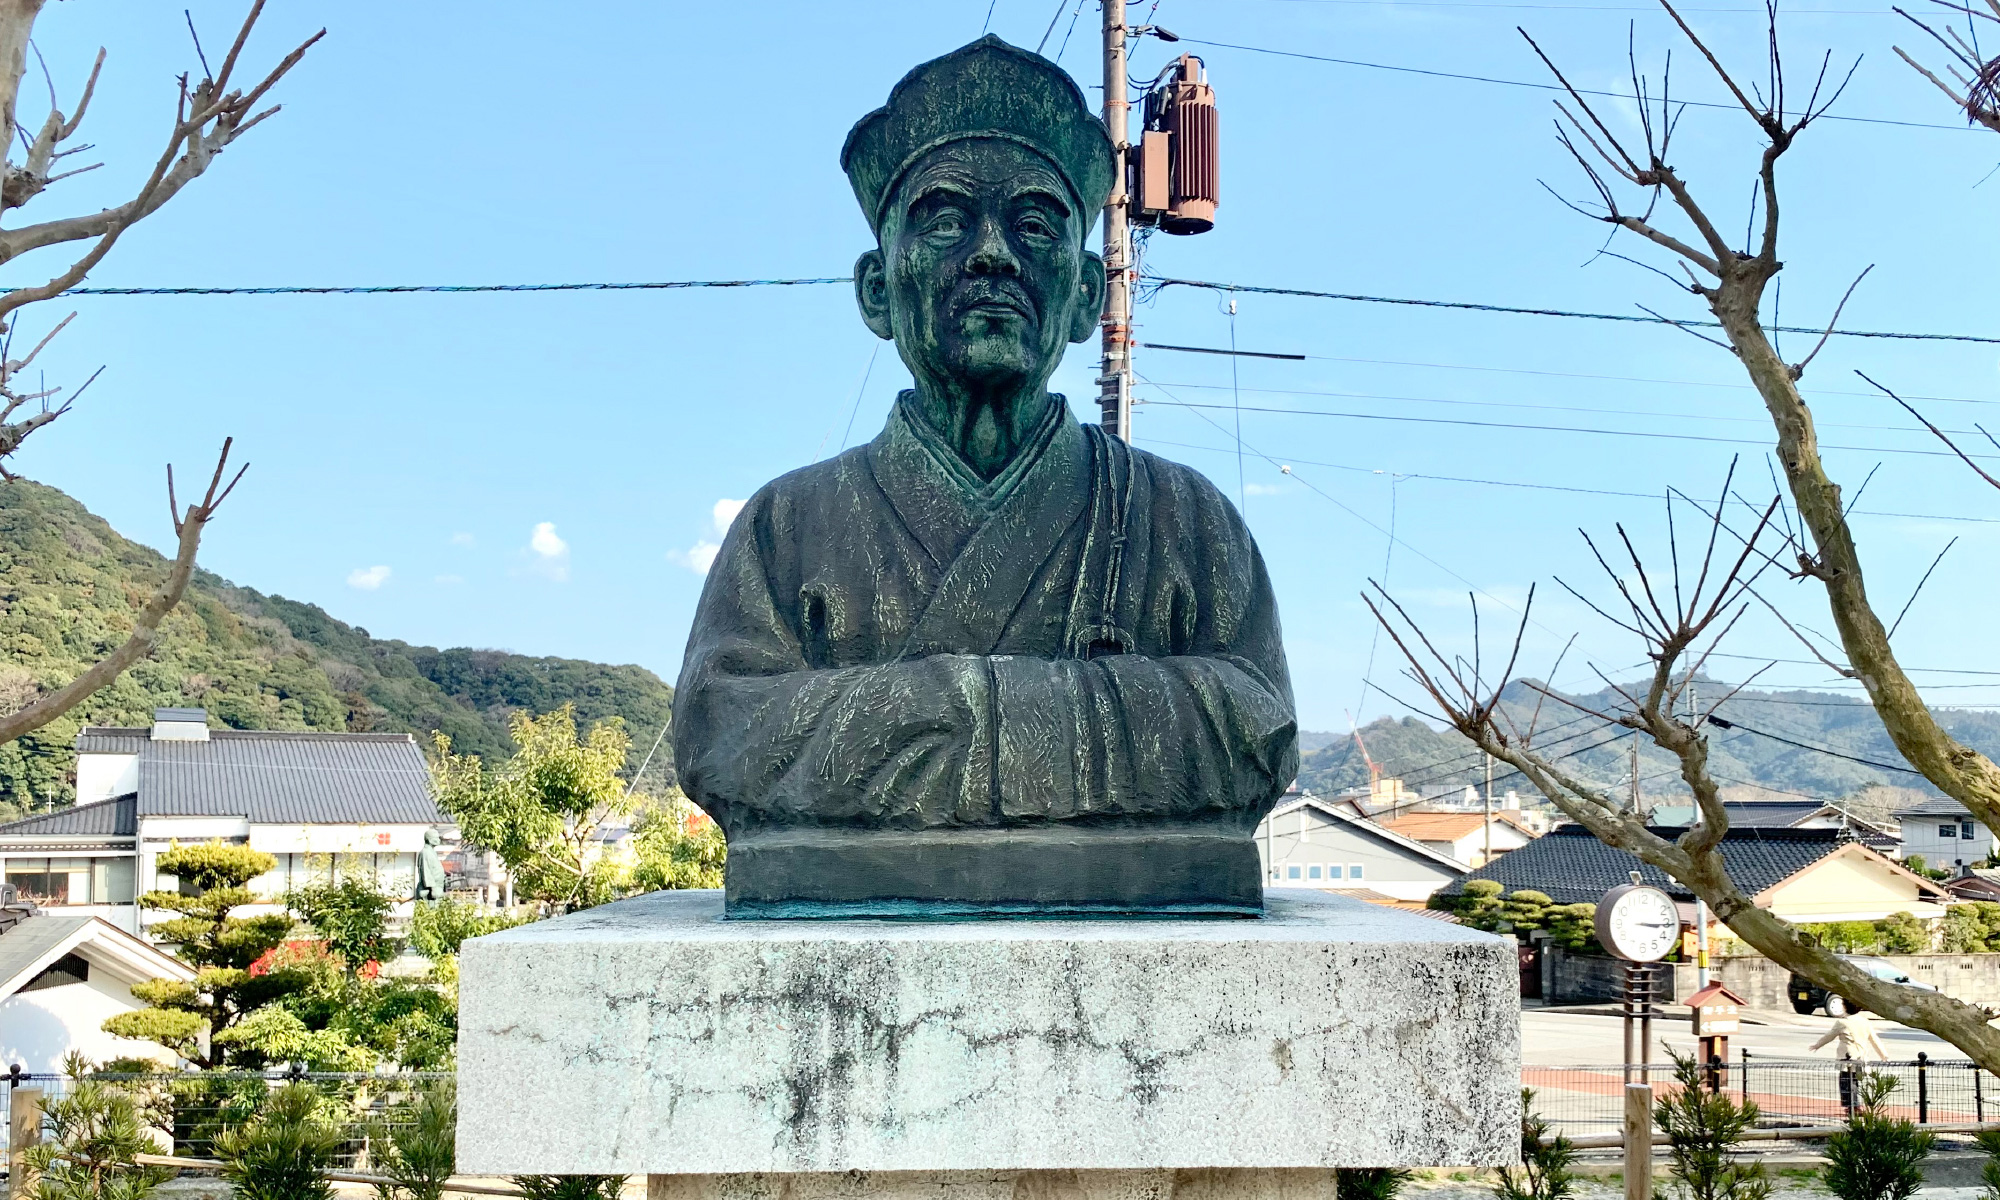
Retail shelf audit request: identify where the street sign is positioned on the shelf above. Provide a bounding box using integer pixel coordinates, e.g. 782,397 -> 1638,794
1686,980 -> 1747,1037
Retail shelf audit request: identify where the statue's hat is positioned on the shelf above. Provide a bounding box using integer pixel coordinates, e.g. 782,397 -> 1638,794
841,35 -> 1114,235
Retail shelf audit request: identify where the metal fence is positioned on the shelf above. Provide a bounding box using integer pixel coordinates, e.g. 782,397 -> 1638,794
1525,1056 -> 2000,1141
3,1070 -> 452,1171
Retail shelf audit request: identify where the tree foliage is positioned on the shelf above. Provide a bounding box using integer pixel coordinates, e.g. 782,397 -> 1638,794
22,1054 -> 174,1200
1436,882 -> 1598,950
1656,1053 -> 1770,1200
1823,1074 -> 1936,1200
433,705 -> 635,912
211,1084 -> 342,1200
368,1080 -> 458,1200
288,871 -> 395,970
631,799 -> 726,892
103,841 -> 293,1067
1495,1088 -> 1578,1200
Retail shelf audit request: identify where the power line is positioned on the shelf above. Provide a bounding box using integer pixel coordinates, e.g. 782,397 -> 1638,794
29,273 -> 2000,349
1174,37 -> 1975,132
13,278 -> 854,295
1706,716 -> 1926,775
1146,278 -> 2000,345
1144,434 -> 2000,524
1148,378 -> 2000,434
1143,396 -> 2000,462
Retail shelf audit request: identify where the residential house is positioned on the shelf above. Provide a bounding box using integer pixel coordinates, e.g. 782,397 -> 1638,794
1439,824 -> 1952,925
0,708 -> 449,936
1255,795 -> 1470,901
1897,796 -> 1994,872
1647,800 -> 1899,853
0,885 -> 196,1072
1375,809 -> 1537,868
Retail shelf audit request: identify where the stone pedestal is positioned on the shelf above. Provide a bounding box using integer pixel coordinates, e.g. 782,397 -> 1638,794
455,890 -> 1518,1181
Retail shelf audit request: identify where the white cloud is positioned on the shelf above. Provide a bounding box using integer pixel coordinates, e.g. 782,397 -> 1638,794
1244,483 -> 1284,497
449,532 -> 476,547
670,541 -> 721,576
433,574 -> 464,586
712,498 -> 747,536
526,522 -> 570,582
668,499 -> 748,576
346,565 -> 391,590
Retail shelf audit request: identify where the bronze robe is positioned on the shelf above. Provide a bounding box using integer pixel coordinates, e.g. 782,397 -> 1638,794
676,394 -> 1297,840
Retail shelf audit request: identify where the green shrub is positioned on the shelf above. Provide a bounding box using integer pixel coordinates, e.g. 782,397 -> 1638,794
409,899 -> 529,961
1823,1073 -> 1935,1200
1876,912 -> 1929,955
211,1083 -> 343,1200
1494,1087 -> 1578,1200
1338,1169 -> 1416,1200
1974,1127 -> 2000,1200
22,1055 -> 174,1200
512,1176 -> 629,1200
1656,1052 -> 1770,1200
369,1079 -> 457,1200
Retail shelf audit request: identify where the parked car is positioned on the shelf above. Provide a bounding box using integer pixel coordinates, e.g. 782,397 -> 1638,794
1790,956 -> 1940,1015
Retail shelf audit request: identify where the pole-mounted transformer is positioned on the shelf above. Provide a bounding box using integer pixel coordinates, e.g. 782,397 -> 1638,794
1132,54 -> 1218,236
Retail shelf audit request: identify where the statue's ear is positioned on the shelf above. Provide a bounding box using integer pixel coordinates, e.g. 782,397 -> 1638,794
855,248 -> 893,340
1070,250 -> 1106,344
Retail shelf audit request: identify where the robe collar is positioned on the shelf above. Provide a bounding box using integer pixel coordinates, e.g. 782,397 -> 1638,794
868,390 -> 1074,571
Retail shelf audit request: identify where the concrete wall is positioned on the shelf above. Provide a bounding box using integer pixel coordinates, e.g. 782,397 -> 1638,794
1545,945 -> 2000,1010
0,976 -> 177,1073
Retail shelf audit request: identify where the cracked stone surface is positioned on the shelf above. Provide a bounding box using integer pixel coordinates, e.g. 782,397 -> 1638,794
456,890 -> 1519,1176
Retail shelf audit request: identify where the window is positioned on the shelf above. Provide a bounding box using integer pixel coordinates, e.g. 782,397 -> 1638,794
5,858 -> 125,905
1348,863 -> 1365,881
1327,864 -> 1344,881
1287,865 -> 1302,880
1307,865 -> 1322,880
1942,824 -> 1959,838
1965,822 -> 1978,840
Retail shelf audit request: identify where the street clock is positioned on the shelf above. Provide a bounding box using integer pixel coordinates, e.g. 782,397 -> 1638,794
1595,881 -> 1681,962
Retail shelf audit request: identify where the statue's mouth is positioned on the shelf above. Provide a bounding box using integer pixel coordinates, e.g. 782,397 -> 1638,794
956,287 -> 1033,321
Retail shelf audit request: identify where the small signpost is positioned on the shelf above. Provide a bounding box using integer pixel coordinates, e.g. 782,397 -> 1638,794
1686,980 -> 1747,1093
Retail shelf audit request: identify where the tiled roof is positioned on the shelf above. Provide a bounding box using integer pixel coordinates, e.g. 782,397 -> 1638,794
76,727 -> 148,754
1438,824 -> 1878,906
1378,810 -> 1534,842
1897,796 -> 1974,818
137,732 -> 441,824
0,795 -> 136,837
0,914 -> 91,996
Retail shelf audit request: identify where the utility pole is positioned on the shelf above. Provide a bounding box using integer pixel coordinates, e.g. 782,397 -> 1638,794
1629,736 -> 1642,816
1483,751 -> 1494,866
1099,0 -> 1133,441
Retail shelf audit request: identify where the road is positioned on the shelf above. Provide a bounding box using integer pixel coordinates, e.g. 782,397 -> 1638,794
1523,1004 -> 1969,1065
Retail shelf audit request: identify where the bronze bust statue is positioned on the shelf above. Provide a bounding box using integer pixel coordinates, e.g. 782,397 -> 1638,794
673,35 -> 1296,917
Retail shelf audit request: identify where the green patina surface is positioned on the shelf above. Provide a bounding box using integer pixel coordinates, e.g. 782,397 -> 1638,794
672,36 -> 1298,916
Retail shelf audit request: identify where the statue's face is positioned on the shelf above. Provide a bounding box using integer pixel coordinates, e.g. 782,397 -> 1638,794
857,138 -> 1103,395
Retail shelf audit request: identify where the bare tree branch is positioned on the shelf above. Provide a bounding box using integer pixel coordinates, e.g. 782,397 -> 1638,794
0,440 -> 245,743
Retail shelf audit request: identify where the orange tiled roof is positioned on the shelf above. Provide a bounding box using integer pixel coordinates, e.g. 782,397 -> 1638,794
1378,810 -> 1533,841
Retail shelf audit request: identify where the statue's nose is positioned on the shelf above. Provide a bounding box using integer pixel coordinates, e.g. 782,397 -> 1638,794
965,215 -> 1020,276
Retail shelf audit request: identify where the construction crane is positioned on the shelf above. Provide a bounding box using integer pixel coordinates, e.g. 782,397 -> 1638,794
1345,711 -> 1383,802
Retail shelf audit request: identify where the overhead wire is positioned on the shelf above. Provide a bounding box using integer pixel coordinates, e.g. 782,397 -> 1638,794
1171,37 -> 1977,132
1136,434 -> 2000,523
1705,716 -> 1926,775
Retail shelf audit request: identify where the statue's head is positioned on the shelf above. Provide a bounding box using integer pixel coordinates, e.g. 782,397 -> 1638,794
842,37 -> 1111,400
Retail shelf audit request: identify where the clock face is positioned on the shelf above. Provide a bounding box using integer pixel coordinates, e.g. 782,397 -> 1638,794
1598,885 -> 1681,961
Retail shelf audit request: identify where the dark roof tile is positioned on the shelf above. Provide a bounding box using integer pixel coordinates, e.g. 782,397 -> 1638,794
0,795 -> 136,837
1440,824 -> 1865,905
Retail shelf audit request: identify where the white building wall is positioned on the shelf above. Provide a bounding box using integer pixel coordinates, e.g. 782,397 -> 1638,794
0,976 -> 181,1073
1905,812 -> 1996,871
1254,807 -> 1464,901
73,752 -> 139,806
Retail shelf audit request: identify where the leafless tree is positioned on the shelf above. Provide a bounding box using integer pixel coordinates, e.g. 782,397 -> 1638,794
1369,479 -> 2000,1068
0,0 -> 319,744
1894,0 -> 2000,133
1371,0 -> 2000,1068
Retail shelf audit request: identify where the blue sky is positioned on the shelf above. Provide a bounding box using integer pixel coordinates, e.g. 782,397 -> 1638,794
12,0 -> 2000,734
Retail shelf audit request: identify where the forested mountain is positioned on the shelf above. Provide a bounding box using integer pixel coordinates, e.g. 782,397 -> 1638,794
1298,679 -> 2000,818
0,479 -> 674,816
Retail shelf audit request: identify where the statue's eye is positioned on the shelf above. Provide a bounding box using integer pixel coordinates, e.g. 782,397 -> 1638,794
924,210 -> 966,237
1017,212 -> 1057,239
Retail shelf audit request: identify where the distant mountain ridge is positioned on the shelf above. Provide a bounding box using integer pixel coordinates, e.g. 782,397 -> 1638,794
1298,679 -> 2000,818
0,479 -> 674,815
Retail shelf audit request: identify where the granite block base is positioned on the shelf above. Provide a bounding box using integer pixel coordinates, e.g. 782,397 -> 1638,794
456,889 -> 1518,1176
